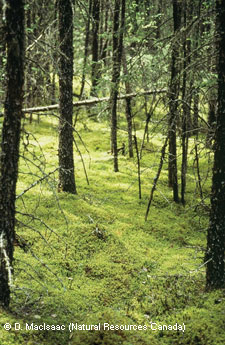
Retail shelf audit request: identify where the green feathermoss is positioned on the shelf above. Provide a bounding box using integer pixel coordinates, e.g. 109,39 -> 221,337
0,109 -> 224,345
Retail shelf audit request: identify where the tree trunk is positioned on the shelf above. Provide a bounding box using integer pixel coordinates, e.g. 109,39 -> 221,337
0,0 -> 25,308
58,0 -> 76,194
122,52 -> 133,158
168,0 -> 181,203
193,89 -> 199,134
91,0 -> 100,96
181,0 -> 192,205
204,4 -> 217,148
99,0 -> 109,67
192,0 -> 201,136
206,97 -> 217,147
205,0 -> 225,290
181,0 -> 188,205
110,0 -> 126,172
80,0 -> 92,99
0,1 -> 6,104
50,5 -> 58,105
24,6 -> 32,110
155,0 -> 162,39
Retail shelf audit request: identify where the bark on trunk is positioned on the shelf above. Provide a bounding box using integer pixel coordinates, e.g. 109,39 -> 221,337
0,0 -> 25,308
58,0 -> 76,194
91,0 -> 100,96
110,0 -> 126,172
168,0 -> 181,203
205,0 -> 225,290
181,0 -> 192,205
80,0 -> 92,99
122,52 -> 133,158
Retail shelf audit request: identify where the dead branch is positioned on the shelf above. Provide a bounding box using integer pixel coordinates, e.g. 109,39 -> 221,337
22,89 -> 167,114
16,168 -> 58,199
73,137 -> 89,185
133,135 -> 142,200
145,134 -> 169,221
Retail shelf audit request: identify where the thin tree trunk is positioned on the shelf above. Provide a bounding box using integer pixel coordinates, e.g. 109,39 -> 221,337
0,4 -> 6,105
205,8 -> 217,148
194,141 -> 203,202
181,0 -> 192,205
140,97 -> 157,159
58,0 -> 76,194
91,0 -> 100,96
110,0 -> 126,172
51,72 -> 56,105
168,0 -> 181,203
122,51 -> 133,158
80,0 -> 92,99
24,7 -> 32,110
193,89 -> 199,134
50,6 -> 58,105
100,0 -> 109,67
0,1 -> 3,69
133,135 -> 141,199
0,0 -> 25,308
155,0 -> 162,39
205,0 -> 225,290
192,0 -> 201,136
206,97 -> 217,147
99,0 -> 104,57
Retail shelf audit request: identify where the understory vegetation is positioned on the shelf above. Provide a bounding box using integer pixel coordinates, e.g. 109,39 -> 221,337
0,103 -> 224,345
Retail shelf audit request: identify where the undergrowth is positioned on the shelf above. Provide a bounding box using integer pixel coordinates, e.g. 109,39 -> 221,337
0,107 -> 224,345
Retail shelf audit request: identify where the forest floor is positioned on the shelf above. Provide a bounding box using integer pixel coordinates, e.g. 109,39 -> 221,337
0,106 -> 225,345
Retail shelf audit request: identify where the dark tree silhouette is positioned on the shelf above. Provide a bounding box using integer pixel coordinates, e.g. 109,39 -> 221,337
91,0 -> 100,96
110,0 -> 126,172
58,0 -> 77,194
122,51 -> 134,158
80,0 -> 92,99
0,0 -> 25,307
205,0 -> 225,290
168,0 -> 181,203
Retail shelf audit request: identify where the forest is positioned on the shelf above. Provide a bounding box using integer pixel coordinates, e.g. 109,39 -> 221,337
0,0 -> 225,344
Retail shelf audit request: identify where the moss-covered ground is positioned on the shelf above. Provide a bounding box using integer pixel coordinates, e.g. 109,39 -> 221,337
0,105 -> 224,345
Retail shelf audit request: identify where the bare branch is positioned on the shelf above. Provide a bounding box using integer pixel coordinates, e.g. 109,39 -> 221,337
22,89 -> 167,114
16,168 -> 59,200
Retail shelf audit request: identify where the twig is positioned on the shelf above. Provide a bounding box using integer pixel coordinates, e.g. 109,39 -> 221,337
29,249 -> 65,289
73,137 -> 89,185
16,168 -> 58,199
194,140 -> 204,201
16,219 -> 54,251
145,135 -> 169,221
16,211 -> 62,241
133,135 -> 141,200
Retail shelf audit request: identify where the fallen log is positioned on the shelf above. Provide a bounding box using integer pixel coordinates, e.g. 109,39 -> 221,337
22,89 -> 167,114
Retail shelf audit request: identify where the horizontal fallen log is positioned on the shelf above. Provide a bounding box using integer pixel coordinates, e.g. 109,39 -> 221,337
22,89 -> 167,114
